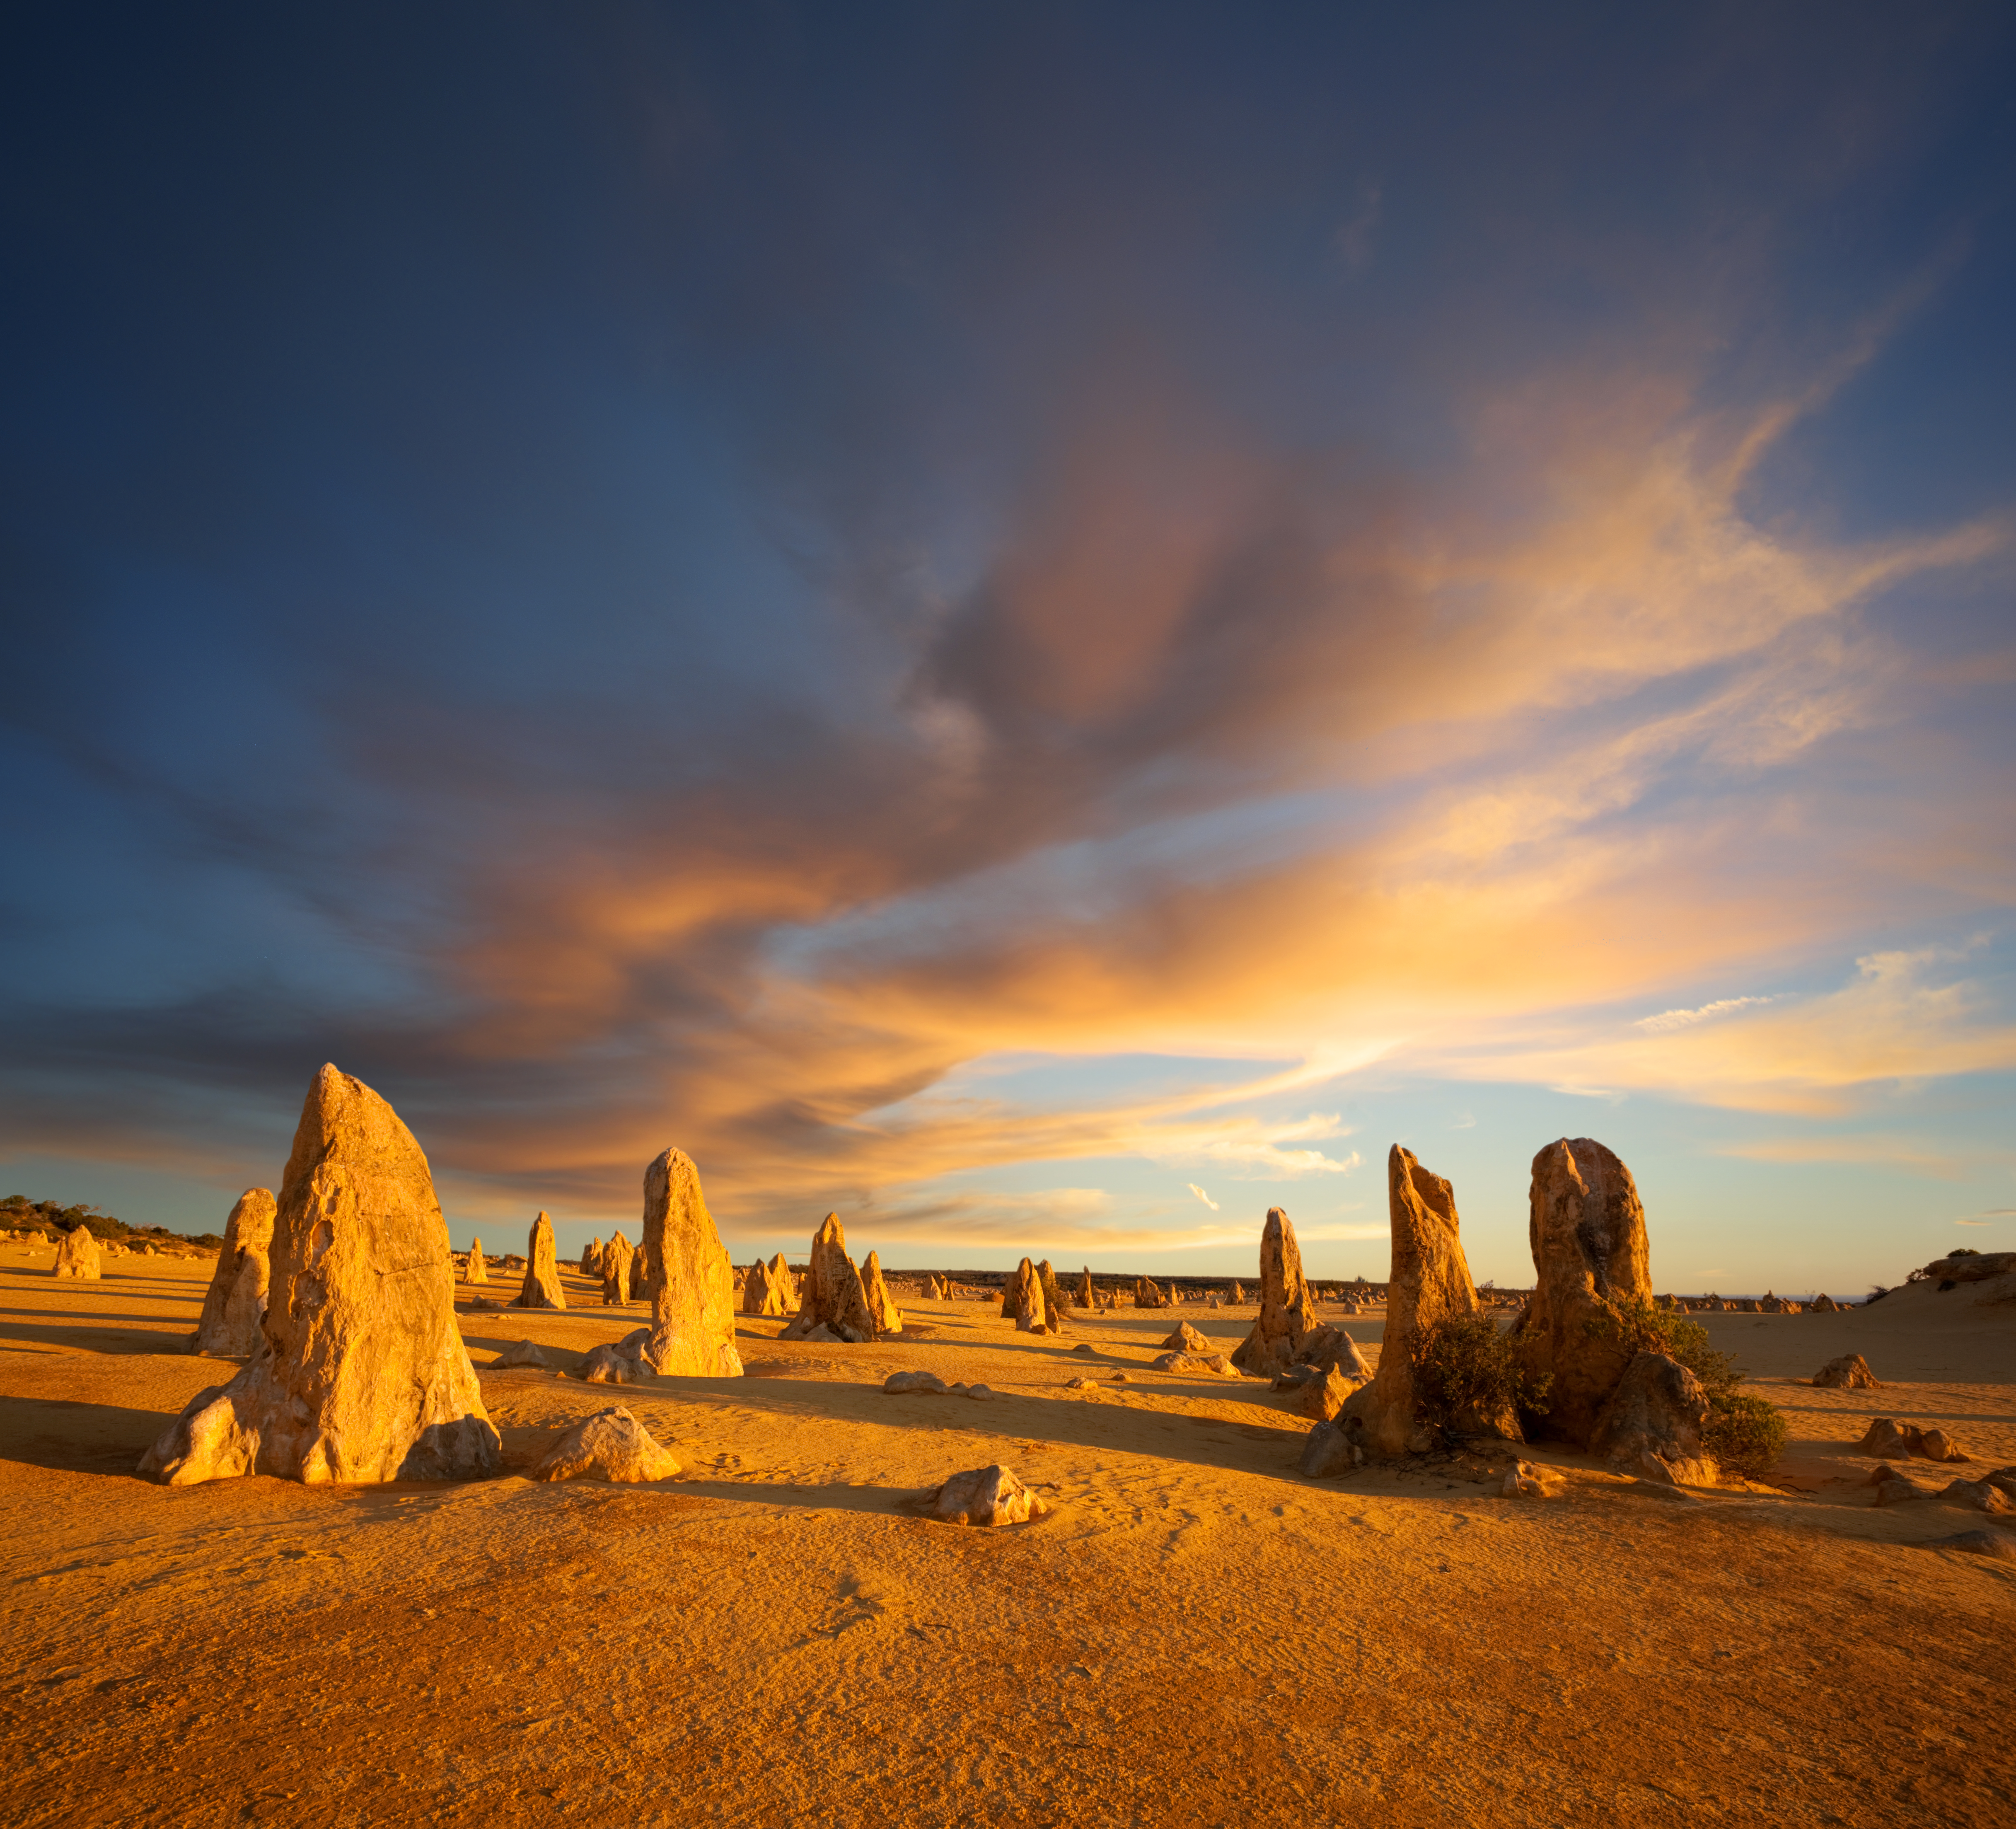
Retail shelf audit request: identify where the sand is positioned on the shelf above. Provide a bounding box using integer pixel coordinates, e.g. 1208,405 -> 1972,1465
2,1244 -> 2012,1827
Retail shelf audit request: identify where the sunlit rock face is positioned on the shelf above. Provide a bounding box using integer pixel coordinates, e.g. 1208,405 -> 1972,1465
190,1188 -> 276,1357
140,1064 -> 500,1486
516,1210 -> 566,1310
782,1212 -> 881,1344
633,1148 -> 742,1376
1514,1138 -> 1655,1448
1230,1208 -> 1315,1376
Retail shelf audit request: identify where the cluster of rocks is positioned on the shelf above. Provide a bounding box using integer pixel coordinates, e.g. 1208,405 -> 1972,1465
53,1225 -> 103,1281
741,1252 -> 797,1316
1859,1417 -> 1970,1464
999,1257 -> 1073,1333
779,1214 -> 903,1343
882,1370 -> 997,1401
137,1064 -> 745,1490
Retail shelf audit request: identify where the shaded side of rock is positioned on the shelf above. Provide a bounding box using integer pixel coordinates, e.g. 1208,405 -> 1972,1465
1588,1351 -> 1714,1483
191,1188 -> 276,1356
861,1250 -> 903,1335
1229,1208 -> 1315,1376
516,1211 -> 567,1310
633,1148 -> 742,1376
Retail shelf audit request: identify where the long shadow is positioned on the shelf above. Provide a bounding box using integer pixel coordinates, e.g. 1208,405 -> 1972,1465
0,1394 -> 175,1475
0,1319 -> 195,1355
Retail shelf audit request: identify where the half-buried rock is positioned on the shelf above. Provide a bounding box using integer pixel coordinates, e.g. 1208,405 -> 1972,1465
516,1211 -> 566,1310
190,1188 -> 275,1356
534,1406 -> 679,1483
1336,1146 -> 1509,1458
931,1464 -> 1048,1527
1230,1209 -> 1315,1376
53,1224 -> 101,1281
1512,1138 -> 1655,1447
1813,1354 -> 1880,1390
139,1064 -> 500,1485
782,1212 -> 882,1343
632,1147 -> 743,1376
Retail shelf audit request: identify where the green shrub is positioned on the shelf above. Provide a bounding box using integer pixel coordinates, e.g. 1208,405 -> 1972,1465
1414,1312 -> 1550,1429
1585,1298 -> 1786,1476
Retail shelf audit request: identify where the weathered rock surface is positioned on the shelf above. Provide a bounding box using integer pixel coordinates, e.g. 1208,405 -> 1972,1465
633,1149 -> 742,1376
1003,1257 -> 1050,1333
1813,1353 -> 1880,1390
1230,1209 -> 1316,1376
1228,1280 -> 1245,1305
138,1064 -> 500,1486
1294,1324 -> 1372,1380
577,1343 -> 641,1384
1151,1351 -> 1238,1376
782,1214 -> 882,1343
1077,1266 -> 1095,1307
53,1225 -> 101,1281
931,1464 -> 1047,1527
1036,1259 -> 1071,1321
1588,1351 -> 1714,1483
1860,1417 -> 1970,1463
496,1338 -> 550,1368
1160,1321 -> 1211,1354
1338,1147 -> 1506,1458
516,1212 -> 566,1310
190,1188 -> 275,1356
1300,1362 -> 1360,1421
742,1254 -> 788,1317
861,1251 -> 903,1335
1512,1137 -> 1655,1447
1298,1420 -> 1362,1478
602,1230 -> 634,1306
883,1369 -> 950,1395
534,1406 -> 679,1483
464,1238 -> 488,1285
1810,1294 -> 1839,1312
1133,1277 -> 1167,1310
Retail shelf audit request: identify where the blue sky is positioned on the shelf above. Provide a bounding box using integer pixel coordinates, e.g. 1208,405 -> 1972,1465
4,4 -> 2013,1289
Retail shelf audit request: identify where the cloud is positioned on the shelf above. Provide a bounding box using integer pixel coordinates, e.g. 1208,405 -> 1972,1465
1636,996 -> 1779,1034
1187,1183 -> 1219,1212
1714,1134 -> 1990,1178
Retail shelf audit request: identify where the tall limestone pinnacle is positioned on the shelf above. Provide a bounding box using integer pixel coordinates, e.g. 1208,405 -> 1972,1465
1230,1208 -> 1315,1375
782,1213 -> 884,1342
1514,1137 -> 1656,1447
139,1064 -> 500,1485
516,1211 -> 566,1309
190,1188 -> 276,1356
633,1147 -> 742,1376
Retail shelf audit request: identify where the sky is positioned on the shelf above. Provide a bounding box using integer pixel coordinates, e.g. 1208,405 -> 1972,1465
4,4 -> 2014,1292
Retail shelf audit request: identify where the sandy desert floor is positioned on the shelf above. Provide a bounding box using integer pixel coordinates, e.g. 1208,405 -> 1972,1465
1,1246 -> 2011,1829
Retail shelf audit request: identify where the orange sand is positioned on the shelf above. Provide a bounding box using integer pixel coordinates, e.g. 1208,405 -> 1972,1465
2,1245 -> 2011,1827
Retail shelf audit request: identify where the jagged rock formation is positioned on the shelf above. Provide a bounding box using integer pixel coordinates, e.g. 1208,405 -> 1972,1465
931,1464 -> 1047,1527
1077,1266 -> 1094,1307
1588,1350 -> 1716,1484
1810,1293 -> 1839,1312
781,1213 -> 882,1343
861,1251 -> 903,1335
743,1255 -> 789,1316
1336,1147 -> 1505,1457
1511,1138 -> 1655,1447
1003,1257 -> 1050,1332
516,1212 -> 566,1310
1133,1277 -> 1168,1310
464,1238 -> 488,1285
191,1188 -> 275,1356
1295,1324 -> 1372,1381
534,1407 -> 679,1482
582,1237 -> 604,1280
1813,1353 -> 1880,1389
601,1229 -> 633,1305
53,1225 -> 101,1281
1229,1280 -> 1245,1305
1037,1259 -> 1071,1321
631,1148 -> 742,1376
1300,1363 -> 1358,1422
577,1343 -> 640,1384
1230,1209 -> 1316,1377
138,1064 -> 500,1486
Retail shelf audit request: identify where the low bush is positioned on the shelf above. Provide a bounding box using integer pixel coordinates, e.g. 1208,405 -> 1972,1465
1414,1312 -> 1551,1430
1585,1299 -> 1787,1477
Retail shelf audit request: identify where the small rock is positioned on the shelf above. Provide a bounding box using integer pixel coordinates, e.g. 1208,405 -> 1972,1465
1159,1322 -> 1210,1354
1812,1354 -> 1880,1390
1108,1372 -> 1132,1383
1151,1350 -> 1238,1376
1064,1375 -> 1097,1391
1070,1343 -> 1097,1357
496,1340 -> 550,1369
962,1383 -> 997,1401
1934,1478 -> 2013,1514
930,1465 -> 1047,1526
1298,1420 -> 1363,1478
577,1343 -> 641,1384
1299,1363 -> 1361,1423
534,1407 -> 680,1483
883,1370 -> 950,1395
1918,1428 -> 1969,1464
1501,1461 -> 1551,1498
1271,1364 -> 1321,1391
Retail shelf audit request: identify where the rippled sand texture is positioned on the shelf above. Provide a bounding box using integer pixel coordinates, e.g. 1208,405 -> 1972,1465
2,1244 -> 2011,1827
